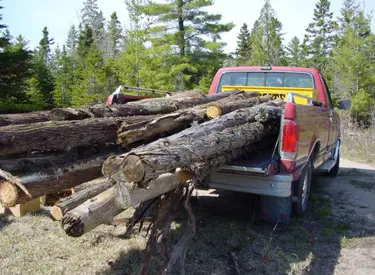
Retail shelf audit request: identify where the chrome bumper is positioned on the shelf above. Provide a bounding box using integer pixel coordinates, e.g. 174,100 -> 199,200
206,168 -> 293,198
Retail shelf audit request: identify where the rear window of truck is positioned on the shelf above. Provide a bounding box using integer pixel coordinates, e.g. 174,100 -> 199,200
216,72 -> 314,93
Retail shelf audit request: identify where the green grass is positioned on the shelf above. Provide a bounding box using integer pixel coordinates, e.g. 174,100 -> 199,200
0,102 -> 47,114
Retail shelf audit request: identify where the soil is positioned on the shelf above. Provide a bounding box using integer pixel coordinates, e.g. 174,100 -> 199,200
0,158 -> 374,274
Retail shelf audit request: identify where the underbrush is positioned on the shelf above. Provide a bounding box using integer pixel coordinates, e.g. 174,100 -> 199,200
340,111 -> 375,164
0,102 -> 47,114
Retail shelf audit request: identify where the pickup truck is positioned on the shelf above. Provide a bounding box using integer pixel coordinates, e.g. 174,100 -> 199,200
204,66 -> 350,223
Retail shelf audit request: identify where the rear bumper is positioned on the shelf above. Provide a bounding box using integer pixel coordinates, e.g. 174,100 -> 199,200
206,170 -> 293,198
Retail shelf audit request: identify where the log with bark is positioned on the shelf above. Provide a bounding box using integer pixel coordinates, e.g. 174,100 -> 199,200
103,101 -> 284,186
61,169 -> 193,237
116,91 -> 262,147
0,111 -> 50,127
50,91 -> 234,121
50,177 -> 116,221
0,154 -> 112,207
0,115 -> 156,157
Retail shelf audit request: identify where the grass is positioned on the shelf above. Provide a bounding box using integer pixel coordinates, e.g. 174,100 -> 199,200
0,102 -> 47,114
340,113 -> 375,164
350,179 -> 375,191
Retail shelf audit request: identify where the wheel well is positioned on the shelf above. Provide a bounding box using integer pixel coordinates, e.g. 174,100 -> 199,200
311,142 -> 320,168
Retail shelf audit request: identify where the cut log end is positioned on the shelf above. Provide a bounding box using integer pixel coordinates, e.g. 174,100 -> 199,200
61,214 -> 85,237
122,155 -> 145,183
50,205 -> 64,221
206,105 -> 221,119
0,180 -> 19,207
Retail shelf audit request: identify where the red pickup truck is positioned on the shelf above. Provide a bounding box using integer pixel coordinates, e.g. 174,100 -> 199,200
204,66 -> 350,223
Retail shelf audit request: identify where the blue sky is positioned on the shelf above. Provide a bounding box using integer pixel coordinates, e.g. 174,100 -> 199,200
2,0 -> 375,53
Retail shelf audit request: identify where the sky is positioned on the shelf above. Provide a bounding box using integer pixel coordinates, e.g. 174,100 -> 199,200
2,0 -> 375,53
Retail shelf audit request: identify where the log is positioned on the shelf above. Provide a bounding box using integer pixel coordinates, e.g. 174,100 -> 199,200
0,111 -> 50,127
0,115 -> 156,157
120,122 -> 275,186
127,90 -> 206,104
61,169 -> 192,237
102,101 -> 283,182
0,154 -> 111,207
0,144 -> 119,174
49,91 -> 234,121
116,91 -> 262,147
50,177 -> 115,221
206,94 -> 272,118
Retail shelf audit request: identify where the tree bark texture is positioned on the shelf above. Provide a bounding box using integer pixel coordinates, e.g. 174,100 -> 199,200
116,91 -> 261,147
50,91 -> 234,121
61,170 -> 192,237
0,115 -> 156,157
0,111 -> 50,127
0,154 -> 111,207
102,102 -> 283,184
206,95 -> 272,118
50,177 -> 116,221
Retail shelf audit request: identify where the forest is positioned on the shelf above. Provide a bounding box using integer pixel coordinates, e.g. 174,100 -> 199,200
0,0 -> 374,123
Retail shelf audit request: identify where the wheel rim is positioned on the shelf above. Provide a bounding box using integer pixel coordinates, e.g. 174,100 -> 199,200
301,172 -> 309,209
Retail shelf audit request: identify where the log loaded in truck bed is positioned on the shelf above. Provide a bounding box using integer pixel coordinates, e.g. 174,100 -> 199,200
204,66 -> 351,223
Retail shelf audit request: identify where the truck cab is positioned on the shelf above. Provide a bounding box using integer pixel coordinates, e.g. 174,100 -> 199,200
205,66 -> 348,223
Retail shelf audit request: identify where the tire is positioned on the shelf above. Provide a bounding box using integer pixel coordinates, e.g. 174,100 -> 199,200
292,159 -> 312,217
327,149 -> 340,178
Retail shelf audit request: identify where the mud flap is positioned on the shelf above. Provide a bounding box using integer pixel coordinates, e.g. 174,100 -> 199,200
260,195 -> 292,224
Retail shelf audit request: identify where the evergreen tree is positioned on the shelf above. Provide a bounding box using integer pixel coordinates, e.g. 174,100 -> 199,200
77,24 -> 94,66
53,46 -> 75,107
235,23 -> 251,65
27,27 -> 56,107
66,25 -> 79,55
285,36 -> 304,66
302,0 -> 336,71
37,27 -> 54,66
338,0 -> 360,34
81,0 -> 105,43
331,3 -> 375,120
107,12 -> 122,57
249,0 -> 285,66
138,0 -> 234,90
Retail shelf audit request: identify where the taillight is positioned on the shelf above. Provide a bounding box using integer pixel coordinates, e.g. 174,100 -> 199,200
281,120 -> 298,152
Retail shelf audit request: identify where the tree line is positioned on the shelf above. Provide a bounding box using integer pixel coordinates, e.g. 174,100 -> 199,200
0,0 -> 374,122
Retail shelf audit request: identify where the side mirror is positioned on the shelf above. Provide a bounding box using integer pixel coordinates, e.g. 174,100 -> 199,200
338,99 -> 351,110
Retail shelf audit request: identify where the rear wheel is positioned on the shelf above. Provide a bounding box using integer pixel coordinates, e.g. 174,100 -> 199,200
292,159 -> 312,217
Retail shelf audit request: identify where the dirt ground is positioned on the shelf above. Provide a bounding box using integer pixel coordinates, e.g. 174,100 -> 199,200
0,158 -> 374,275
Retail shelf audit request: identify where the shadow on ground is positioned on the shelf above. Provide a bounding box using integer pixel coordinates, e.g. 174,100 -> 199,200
0,210 -> 13,231
100,166 -> 375,275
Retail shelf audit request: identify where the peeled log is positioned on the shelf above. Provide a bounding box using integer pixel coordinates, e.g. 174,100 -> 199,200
0,115 -> 156,157
0,154 -> 110,207
116,91 -> 262,147
0,111 -> 50,127
50,177 -> 115,221
62,170 -> 192,237
206,95 -> 272,118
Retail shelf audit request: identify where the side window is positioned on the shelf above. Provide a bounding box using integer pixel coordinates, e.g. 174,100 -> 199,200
320,75 -> 333,109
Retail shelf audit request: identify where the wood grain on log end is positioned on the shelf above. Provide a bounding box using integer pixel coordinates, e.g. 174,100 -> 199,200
206,105 -> 221,119
0,180 -> 19,207
50,206 -> 64,221
122,155 -> 144,183
61,214 -> 85,237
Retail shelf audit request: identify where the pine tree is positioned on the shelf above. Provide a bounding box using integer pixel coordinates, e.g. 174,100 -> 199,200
138,0 -> 234,90
66,25 -> 79,55
338,0 -> 360,34
77,24 -> 94,66
235,23 -> 251,65
81,0 -> 105,44
331,3 -> 375,120
37,27 -> 54,66
285,36 -> 304,66
302,0 -> 336,71
249,0 -> 285,66
107,12 -> 122,57
27,27 -> 56,107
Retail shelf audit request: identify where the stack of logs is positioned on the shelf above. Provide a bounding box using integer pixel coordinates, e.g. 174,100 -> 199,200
0,89 -> 284,273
